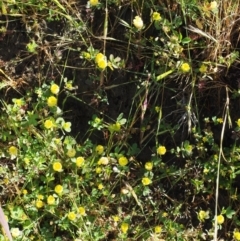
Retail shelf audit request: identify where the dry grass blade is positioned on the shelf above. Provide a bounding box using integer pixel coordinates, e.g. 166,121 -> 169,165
0,206 -> 12,241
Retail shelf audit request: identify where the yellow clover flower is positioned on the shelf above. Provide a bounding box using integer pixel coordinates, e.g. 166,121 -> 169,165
98,157 -> 109,165
22,189 -> 28,195
47,96 -> 57,107
76,157 -> 84,167
8,146 -> 18,156
217,214 -> 224,225
133,16 -> 144,30
55,184 -> 63,195
180,63 -> 191,72
236,119 -> 240,127
50,84 -> 60,95
142,177 -> 152,186
67,149 -> 76,158
53,161 -> 63,172
98,183 -> 104,190
68,212 -> 76,221
47,195 -> 55,205
62,122 -> 71,132
44,119 -> 55,129
36,200 -> 44,208
154,225 -> 162,233
199,64 -> 207,73
95,53 -> 107,70
95,167 -> 102,173
157,145 -> 166,155
95,145 -> 104,155
121,222 -> 129,234
152,12 -> 161,21
118,156 -> 128,166
233,230 -> 240,241
145,162 -> 153,171
78,206 -> 86,216
11,228 -> 21,238
198,210 -> 209,222
90,0 -> 99,6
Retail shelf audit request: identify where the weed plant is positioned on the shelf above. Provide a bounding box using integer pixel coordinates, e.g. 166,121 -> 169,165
0,0 -> 240,240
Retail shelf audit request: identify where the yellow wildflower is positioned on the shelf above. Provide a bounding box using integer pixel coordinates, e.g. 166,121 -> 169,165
95,145 -> 104,155
121,222 -> 129,234
11,228 -> 21,238
154,225 -> 162,233
22,189 -> 28,195
217,214 -> 224,225
157,146 -> 166,155
217,118 -> 223,123
47,96 -> 57,107
142,177 -> 152,186
44,119 -> 55,129
236,119 -> 240,127
90,0 -> 99,6
145,162 -> 153,171
47,195 -> 55,205
198,210 -> 209,222
199,64 -> 207,73
67,149 -> 76,158
8,146 -> 18,156
76,157 -> 84,167
133,16 -> 143,30
55,185 -> 63,195
181,63 -> 191,72
50,84 -> 60,95
78,206 -> 86,216
62,122 -> 71,132
118,156 -> 128,166
53,161 -> 63,172
68,212 -> 76,221
36,200 -> 44,208
98,157 -> 109,165
113,216 -> 119,222
98,183 -> 104,190
233,230 -> 240,241
95,167 -> 102,173
152,12 -> 161,21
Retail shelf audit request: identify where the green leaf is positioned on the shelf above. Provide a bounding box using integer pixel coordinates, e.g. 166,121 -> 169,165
225,207 -> 236,219
182,37 -> 192,44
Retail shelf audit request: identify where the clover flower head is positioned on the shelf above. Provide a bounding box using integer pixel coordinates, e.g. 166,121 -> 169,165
118,156 -> 128,166
142,177 -> 152,186
181,63 -> 191,72
95,53 -> 107,69
36,200 -> 44,208
67,149 -> 76,158
121,222 -> 129,234
98,183 -> 104,190
47,96 -> 57,107
157,145 -> 166,155
198,210 -> 209,222
233,230 -> 240,241
76,157 -> 85,167
68,212 -> 76,221
98,157 -> 109,165
44,119 -> 55,129
95,145 -> 104,155
236,119 -> 240,127
154,225 -> 162,233
8,146 -> 18,157
217,214 -> 224,225
11,228 -> 22,238
152,12 -> 161,21
90,0 -> 99,6
53,161 -> 63,172
78,206 -> 86,216
145,162 -> 153,171
199,64 -> 207,73
133,16 -> 144,30
62,122 -> 71,132
50,84 -> 60,95
95,167 -> 102,173
55,185 -> 63,195
47,195 -> 55,205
